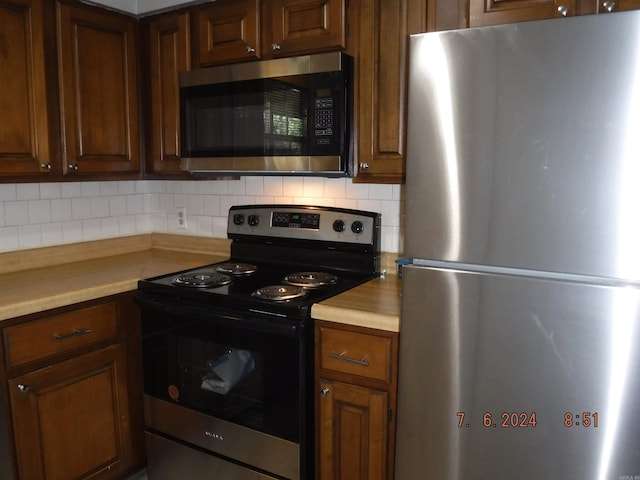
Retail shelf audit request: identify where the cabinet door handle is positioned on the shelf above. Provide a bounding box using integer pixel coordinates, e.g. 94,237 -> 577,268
246,45 -> 255,53
271,43 -> 281,51
40,162 -> 52,170
68,163 -> 79,171
602,1 -> 616,11
320,387 -> 330,397
557,5 -> 569,16
328,352 -> 369,366
17,384 -> 30,394
54,328 -> 92,341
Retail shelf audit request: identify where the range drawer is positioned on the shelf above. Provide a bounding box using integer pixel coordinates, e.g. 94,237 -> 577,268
3,301 -> 119,369
318,326 -> 392,383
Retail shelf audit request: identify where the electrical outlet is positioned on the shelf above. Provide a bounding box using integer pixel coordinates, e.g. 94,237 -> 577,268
176,207 -> 187,229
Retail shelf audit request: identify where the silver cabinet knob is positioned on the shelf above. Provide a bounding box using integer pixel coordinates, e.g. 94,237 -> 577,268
246,45 -> 255,53
359,162 -> 370,170
69,163 -> 79,171
320,387 -> 330,397
40,162 -> 51,170
602,1 -> 616,11
17,384 -> 30,393
557,5 -> 569,16
271,43 -> 281,51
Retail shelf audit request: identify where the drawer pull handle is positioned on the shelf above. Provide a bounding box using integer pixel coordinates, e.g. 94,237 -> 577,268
328,352 -> 369,367
17,384 -> 30,393
54,328 -> 92,341
320,387 -> 330,397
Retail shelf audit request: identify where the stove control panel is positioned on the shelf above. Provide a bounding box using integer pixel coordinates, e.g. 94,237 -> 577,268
228,205 -> 380,247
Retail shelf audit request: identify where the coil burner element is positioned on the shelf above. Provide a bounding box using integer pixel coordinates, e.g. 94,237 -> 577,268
172,271 -> 232,288
215,262 -> 258,275
284,272 -> 338,289
252,285 -> 308,301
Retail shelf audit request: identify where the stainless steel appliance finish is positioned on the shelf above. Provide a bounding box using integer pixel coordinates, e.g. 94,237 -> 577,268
138,205 -> 381,480
144,396 -> 297,479
145,433 -> 280,480
179,52 -> 353,177
396,12 -> 640,480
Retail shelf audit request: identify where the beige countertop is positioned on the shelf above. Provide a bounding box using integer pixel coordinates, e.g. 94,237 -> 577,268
0,234 -> 402,331
311,274 -> 401,332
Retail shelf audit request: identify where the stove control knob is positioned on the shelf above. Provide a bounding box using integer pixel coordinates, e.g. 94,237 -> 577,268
332,219 -> 346,232
351,220 -> 364,234
248,214 -> 260,227
233,214 -> 245,225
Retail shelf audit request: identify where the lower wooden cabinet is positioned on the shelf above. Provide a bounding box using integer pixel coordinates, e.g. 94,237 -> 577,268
316,321 -> 398,480
0,294 -> 144,480
318,379 -> 389,480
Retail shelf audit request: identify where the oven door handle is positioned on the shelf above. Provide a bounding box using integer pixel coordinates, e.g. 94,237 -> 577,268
135,293 -> 301,337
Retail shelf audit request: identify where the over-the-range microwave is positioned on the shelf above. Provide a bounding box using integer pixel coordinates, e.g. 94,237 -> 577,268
179,52 -> 353,177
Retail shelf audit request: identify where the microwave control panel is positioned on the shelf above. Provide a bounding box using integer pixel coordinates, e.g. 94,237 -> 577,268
314,97 -> 334,143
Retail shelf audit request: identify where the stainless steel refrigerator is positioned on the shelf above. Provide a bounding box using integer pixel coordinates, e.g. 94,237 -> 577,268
396,11 -> 640,480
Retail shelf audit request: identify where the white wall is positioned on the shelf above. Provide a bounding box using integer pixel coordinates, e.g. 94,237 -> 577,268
0,178 -> 404,254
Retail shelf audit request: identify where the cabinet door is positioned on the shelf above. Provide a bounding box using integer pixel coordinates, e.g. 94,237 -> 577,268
146,11 -> 191,175
56,2 -> 140,175
196,0 -> 260,66
8,343 -> 133,480
318,379 -> 389,480
598,0 -> 640,11
468,0 -> 576,26
352,0 -> 408,183
263,0 -> 346,57
0,0 -> 56,177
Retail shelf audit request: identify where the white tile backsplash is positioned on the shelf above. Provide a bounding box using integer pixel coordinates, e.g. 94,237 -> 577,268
0,178 -> 404,253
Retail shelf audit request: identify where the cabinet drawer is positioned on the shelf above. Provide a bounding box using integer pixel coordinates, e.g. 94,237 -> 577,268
3,302 -> 119,368
319,326 -> 392,382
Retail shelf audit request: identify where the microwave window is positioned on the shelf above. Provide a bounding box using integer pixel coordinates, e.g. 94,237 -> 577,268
183,78 -> 310,157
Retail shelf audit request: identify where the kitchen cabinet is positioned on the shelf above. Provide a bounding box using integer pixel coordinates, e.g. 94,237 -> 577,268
56,1 -> 141,176
597,0 -> 640,12
351,0 -> 427,184
195,0 -> 345,66
0,0 -> 59,178
316,321 -> 398,480
1,294 -> 144,480
142,10 -> 191,176
435,0 -> 640,31
468,0 -> 577,27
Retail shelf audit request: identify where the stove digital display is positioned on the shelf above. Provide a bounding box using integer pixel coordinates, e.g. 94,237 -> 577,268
272,212 -> 320,229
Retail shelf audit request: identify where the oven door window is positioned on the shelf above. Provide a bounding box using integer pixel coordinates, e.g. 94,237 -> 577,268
143,314 -> 301,443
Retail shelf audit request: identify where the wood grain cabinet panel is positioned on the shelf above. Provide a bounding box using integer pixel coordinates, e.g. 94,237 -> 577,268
56,1 -> 140,176
145,11 -> 191,175
0,0 -> 57,177
197,0 -> 260,65
196,0 -> 344,66
1,294 -> 144,480
316,321 -> 399,480
8,343 -> 132,480
351,0 -> 413,183
597,0 -> 640,11
468,0 -> 577,26
318,379 -> 389,480
263,0 -> 346,57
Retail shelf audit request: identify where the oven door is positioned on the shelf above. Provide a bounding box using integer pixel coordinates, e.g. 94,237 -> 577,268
136,294 -> 312,480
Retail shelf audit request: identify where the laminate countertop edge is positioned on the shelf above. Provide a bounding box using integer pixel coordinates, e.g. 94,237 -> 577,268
0,234 -> 402,331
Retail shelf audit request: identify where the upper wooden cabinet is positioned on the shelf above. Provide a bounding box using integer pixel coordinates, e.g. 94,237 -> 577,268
597,0 -> 640,12
56,1 -> 141,176
0,0 -> 59,178
196,0 -> 345,67
468,0 -> 577,27
143,10 -> 191,176
352,0 -> 427,183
